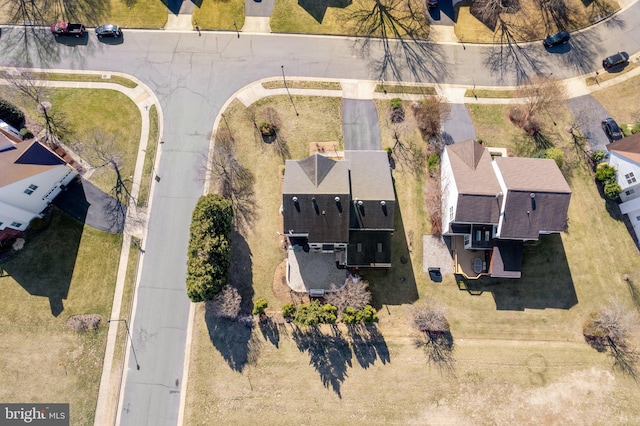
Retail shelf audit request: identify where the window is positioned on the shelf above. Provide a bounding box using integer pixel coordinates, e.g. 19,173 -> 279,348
626,189 -> 635,196
377,243 -> 383,253
23,184 -> 38,195
625,173 -> 637,185
10,222 -> 22,228
357,243 -> 362,253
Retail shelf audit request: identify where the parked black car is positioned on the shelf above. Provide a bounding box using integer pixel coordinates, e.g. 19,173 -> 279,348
543,31 -> 570,48
96,24 -> 122,38
602,52 -> 629,69
602,117 -> 624,142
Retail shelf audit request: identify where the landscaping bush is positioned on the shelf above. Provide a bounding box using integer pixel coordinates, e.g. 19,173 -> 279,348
632,124 -> 640,135
252,297 -> 268,316
342,305 -> 379,325
390,98 -> 403,109
604,181 -> 622,200
185,194 -> 233,302
293,301 -> 337,326
29,217 -> 48,231
621,124 -> 632,137
389,98 -> 405,123
282,302 -> 296,319
545,147 -> 564,169
20,128 -> 34,139
595,163 -> 616,183
259,122 -> 276,137
0,98 -> 25,129
591,150 -> 606,164
427,153 -> 440,174
385,146 -> 393,157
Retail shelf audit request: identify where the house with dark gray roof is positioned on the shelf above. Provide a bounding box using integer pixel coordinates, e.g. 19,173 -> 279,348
441,140 -> 571,279
282,150 -> 395,270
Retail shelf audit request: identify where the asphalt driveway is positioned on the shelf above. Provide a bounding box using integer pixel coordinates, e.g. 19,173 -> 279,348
342,99 -> 382,151
442,103 -> 476,144
566,95 -> 611,152
53,177 -> 125,233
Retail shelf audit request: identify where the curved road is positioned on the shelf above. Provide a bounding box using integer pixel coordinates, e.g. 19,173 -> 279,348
1,5 -> 640,425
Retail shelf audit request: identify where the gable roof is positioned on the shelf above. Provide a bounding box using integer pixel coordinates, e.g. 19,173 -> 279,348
283,154 -> 349,195
606,133 -> 640,164
0,140 -> 66,187
495,157 -> 571,240
446,140 -> 502,224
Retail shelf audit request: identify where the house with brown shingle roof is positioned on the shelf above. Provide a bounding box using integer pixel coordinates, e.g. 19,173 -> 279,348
441,140 -> 571,279
282,150 -> 395,274
606,132 -> 640,241
0,135 -> 78,244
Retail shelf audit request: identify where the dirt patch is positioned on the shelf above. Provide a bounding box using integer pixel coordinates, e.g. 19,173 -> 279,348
66,314 -> 102,331
309,141 -> 342,158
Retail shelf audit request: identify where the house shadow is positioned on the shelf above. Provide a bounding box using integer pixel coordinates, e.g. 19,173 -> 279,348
161,0 -> 184,14
457,234 -> 577,310
205,230 -> 255,372
298,0 -> 351,23
365,194 -> 419,307
291,325 -> 352,397
0,208 -> 84,316
347,324 -> 390,369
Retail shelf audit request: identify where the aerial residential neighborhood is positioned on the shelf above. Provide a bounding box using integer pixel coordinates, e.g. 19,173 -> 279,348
1,0 -> 640,425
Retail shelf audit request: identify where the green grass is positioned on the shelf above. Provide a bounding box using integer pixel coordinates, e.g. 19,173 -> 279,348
137,105 -> 159,207
185,91 -> 640,423
31,72 -> 138,89
375,84 -> 436,95
0,0 -> 167,28
464,88 -> 516,98
192,0 -> 245,31
0,209 -> 122,425
262,80 -> 342,91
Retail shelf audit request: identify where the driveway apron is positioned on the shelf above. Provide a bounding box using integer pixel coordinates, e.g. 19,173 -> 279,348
342,99 -> 381,151
566,95 -> 611,151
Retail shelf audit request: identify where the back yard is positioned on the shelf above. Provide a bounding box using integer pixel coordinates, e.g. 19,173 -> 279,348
184,77 -> 640,423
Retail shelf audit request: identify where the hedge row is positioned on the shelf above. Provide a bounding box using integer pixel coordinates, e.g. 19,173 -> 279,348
186,194 -> 233,302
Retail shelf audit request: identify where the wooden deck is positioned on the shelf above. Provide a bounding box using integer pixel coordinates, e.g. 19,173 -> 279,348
451,235 -> 491,279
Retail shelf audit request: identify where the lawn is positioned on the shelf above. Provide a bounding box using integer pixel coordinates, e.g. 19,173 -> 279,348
591,75 -> 640,126
0,0 -> 167,28
185,86 -> 640,423
453,0 -> 619,43
137,105 -> 159,207
0,87 -> 142,197
0,209 -> 122,425
192,0 -> 245,31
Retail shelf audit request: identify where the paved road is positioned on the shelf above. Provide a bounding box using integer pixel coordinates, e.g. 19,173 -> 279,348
1,5 -> 639,424
342,99 -> 382,150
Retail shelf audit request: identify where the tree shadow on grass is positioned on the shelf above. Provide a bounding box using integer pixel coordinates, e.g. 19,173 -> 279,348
292,325 -> 352,397
205,231 -> 255,372
347,324 -> 390,368
414,331 -> 455,374
0,208 -> 83,316
258,317 -> 284,348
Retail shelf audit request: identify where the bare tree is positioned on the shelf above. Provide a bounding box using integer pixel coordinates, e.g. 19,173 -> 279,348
412,302 -> 449,334
584,299 -> 640,380
325,276 -> 372,314
411,97 -> 451,142
0,68 -> 70,143
384,120 -> 423,174
411,301 -> 455,370
206,285 -> 242,320
509,75 -> 566,136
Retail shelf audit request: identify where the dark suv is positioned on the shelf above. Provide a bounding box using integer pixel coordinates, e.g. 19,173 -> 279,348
96,24 -> 122,38
543,31 -> 570,48
602,52 -> 629,69
601,118 -> 624,142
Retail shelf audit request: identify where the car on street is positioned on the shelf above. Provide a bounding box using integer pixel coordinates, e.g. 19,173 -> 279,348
95,24 -> 122,38
50,22 -> 85,37
543,31 -> 570,48
601,117 -> 624,141
602,52 -> 629,69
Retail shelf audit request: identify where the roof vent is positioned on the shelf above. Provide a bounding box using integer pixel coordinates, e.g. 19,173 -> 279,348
496,192 -> 503,199
311,197 -> 316,202
530,193 -> 535,198
380,200 -> 386,206
335,196 -> 340,202
292,196 -> 298,202
358,200 -> 363,206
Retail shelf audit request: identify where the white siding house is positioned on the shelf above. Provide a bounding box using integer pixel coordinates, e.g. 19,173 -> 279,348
606,134 -> 640,241
0,136 -> 77,240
